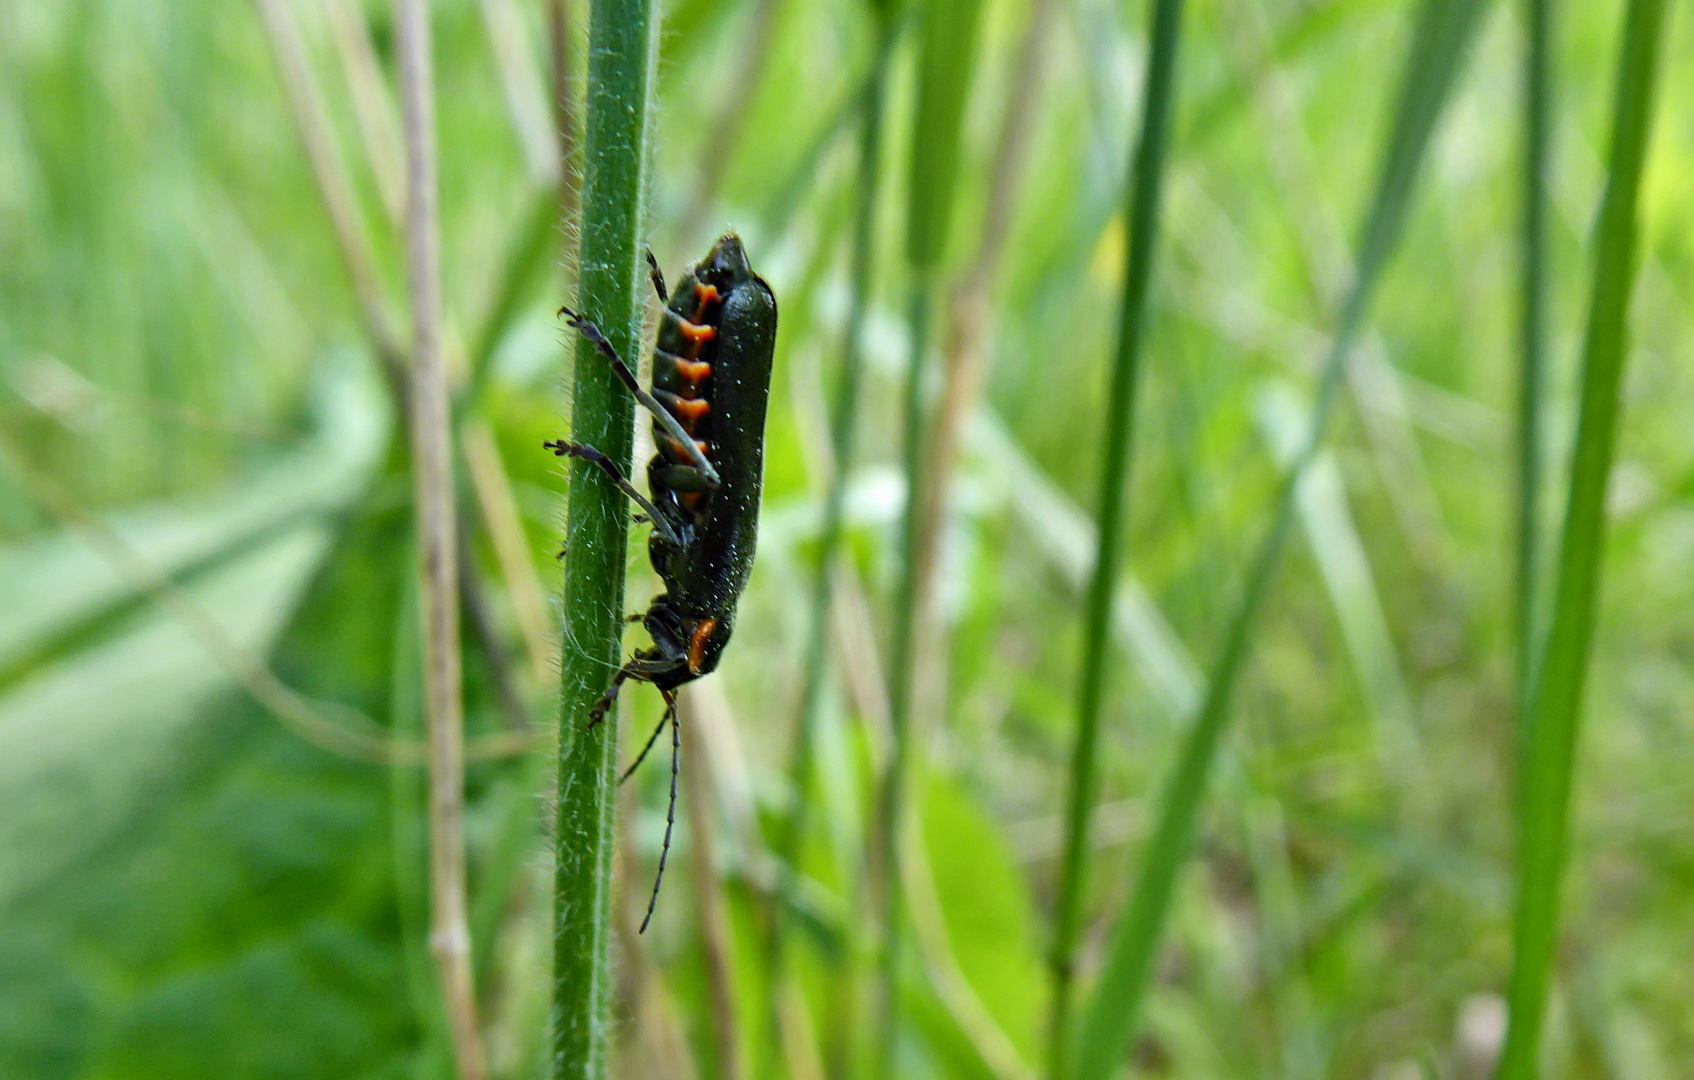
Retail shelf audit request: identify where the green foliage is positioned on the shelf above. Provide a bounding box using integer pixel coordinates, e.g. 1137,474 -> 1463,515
1071,1 -> 1492,1076
1499,0 -> 1673,1073
3,0 -> 1693,1077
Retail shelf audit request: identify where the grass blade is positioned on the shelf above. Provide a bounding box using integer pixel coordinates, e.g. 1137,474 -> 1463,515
1045,0 -> 1186,1073
1496,0 -> 1672,1073
877,0 -> 987,1068
770,0 -> 896,1063
551,0 -> 659,1076
1069,2 -> 1491,1076
1515,0 -> 1552,716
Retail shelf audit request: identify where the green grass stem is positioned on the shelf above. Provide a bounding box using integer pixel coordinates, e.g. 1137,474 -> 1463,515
551,0 -> 658,1076
769,0 -> 895,1053
1068,2 -> 1490,1076
876,0 -> 986,1069
1045,0 -> 1185,1073
877,280 -> 933,1076
1497,0 -> 1670,1073
1514,0 -> 1551,718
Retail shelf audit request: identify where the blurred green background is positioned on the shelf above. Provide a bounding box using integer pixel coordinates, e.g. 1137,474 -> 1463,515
1,0 -> 1691,1077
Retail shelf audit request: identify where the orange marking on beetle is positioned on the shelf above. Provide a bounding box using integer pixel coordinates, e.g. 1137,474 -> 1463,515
692,283 -> 720,321
672,397 -> 710,429
680,492 -> 705,512
687,618 -> 718,675
674,358 -> 712,385
677,321 -> 716,347
665,436 -> 711,462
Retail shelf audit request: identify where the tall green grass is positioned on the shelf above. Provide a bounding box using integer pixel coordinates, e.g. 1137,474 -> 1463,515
551,0 -> 658,1076
1497,0 -> 1671,1073
1514,0 -> 1551,719
877,0 -> 986,1069
772,0 -> 896,1068
1045,0 -> 1185,1075
1067,2 -> 1491,1076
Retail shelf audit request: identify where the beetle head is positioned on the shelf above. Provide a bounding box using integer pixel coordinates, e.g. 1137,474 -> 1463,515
698,233 -> 753,288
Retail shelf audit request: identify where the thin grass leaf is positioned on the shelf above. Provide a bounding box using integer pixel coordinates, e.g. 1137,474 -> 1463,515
1497,0 -> 1671,1073
1514,0 -> 1552,719
1069,1 -> 1491,1076
1045,0 -> 1185,1074
552,0 -> 659,1076
878,0 -> 987,1068
769,0 -> 896,1064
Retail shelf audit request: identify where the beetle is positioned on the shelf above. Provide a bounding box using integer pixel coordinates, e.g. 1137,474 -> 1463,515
546,232 -> 777,931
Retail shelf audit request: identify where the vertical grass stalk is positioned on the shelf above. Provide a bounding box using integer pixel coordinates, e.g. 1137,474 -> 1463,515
395,0 -> 488,1075
876,0 -> 986,1069
1068,2 -> 1490,1076
1045,0 -> 1185,1073
1514,0 -> 1551,716
551,0 -> 659,1076
770,0 -> 895,1047
1497,0 -> 1669,1073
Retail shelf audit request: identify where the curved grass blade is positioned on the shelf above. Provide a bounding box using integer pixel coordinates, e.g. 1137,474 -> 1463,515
1496,1 -> 1672,1073
1069,1 -> 1492,1076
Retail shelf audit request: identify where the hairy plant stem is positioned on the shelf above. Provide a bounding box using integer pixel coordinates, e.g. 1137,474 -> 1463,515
551,0 -> 658,1076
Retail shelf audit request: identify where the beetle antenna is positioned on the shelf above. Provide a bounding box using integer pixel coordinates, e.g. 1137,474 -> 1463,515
619,710 -> 669,785
639,690 -> 680,933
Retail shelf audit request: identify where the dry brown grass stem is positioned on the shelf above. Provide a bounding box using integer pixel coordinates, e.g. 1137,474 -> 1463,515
394,0 -> 488,1074
252,0 -> 406,394
476,0 -> 562,185
461,421 -> 554,685
319,0 -> 406,222
304,0 -> 551,716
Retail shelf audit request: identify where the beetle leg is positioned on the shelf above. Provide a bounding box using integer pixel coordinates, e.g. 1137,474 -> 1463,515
585,665 -> 633,730
645,249 -> 668,304
639,688 -> 681,934
545,439 -> 685,548
557,307 -> 721,488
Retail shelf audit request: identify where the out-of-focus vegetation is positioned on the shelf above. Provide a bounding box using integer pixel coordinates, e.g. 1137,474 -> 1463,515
2,0 -> 1692,1077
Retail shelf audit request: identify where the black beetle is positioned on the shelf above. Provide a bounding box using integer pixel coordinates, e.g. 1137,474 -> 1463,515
548,232 -> 776,930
